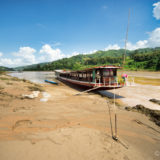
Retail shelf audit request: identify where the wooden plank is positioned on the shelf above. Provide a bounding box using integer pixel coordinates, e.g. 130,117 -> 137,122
75,86 -> 102,96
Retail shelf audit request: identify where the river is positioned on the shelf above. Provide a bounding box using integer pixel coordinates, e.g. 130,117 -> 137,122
8,71 -> 55,84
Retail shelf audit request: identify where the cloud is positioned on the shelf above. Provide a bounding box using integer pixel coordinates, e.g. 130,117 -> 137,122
13,47 -> 37,64
0,47 -> 37,67
126,27 -> 160,50
83,50 -> 98,55
67,49 -> 98,58
0,58 -> 13,66
104,44 -> 120,51
103,3 -> 160,51
67,51 -> 80,58
0,52 -> 3,57
0,58 -> 22,67
1,27 -> 160,67
153,2 -> 160,20
147,27 -> 160,47
126,40 -> 148,50
1,27 -> 160,68
39,44 -> 65,62
103,27 -> 160,51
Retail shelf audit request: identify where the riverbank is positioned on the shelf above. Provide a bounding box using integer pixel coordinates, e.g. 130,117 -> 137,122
103,71 -> 160,111
0,74 -> 160,160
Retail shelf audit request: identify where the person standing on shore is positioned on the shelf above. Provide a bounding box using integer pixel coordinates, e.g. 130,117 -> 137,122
121,73 -> 128,86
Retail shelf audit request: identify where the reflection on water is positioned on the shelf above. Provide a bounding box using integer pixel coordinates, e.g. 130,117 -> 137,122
8,71 -> 55,84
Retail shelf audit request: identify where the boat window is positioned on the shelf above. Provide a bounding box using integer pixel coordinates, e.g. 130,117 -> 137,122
103,69 -> 110,77
110,70 -> 114,76
113,69 -> 116,76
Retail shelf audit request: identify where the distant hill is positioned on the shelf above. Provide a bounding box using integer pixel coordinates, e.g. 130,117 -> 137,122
13,47 -> 160,71
0,66 -> 14,71
87,49 -> 130,58
126,47 -> 160,71
18,49 -> 129,71
15,62 -> 49,71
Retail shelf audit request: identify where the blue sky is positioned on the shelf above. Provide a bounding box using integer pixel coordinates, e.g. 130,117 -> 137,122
0,0 -> 160,67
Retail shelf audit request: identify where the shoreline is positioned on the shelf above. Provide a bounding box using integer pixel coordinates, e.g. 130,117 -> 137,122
0,73 -> 160,160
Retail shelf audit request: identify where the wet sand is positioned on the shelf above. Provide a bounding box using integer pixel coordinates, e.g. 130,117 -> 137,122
103,71 -> 160,111
0,74 -> 160,160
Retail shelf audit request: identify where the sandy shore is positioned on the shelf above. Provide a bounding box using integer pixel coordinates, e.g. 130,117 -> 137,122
0,74 -> 160,160
102,71 -> 160,111
101,84 -> 160,111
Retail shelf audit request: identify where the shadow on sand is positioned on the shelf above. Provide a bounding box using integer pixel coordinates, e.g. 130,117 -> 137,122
57,79 -> 89,92
57,79 -> 124,99
98,91 -> 124,99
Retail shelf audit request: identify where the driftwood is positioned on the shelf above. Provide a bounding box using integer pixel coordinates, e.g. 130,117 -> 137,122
149,99 -> 160,105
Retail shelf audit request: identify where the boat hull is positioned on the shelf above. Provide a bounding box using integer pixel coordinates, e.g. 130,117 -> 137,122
57,76 -> 122,91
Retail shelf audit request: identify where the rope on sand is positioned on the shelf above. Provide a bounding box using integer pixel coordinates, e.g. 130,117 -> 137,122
107,88 -> 129,149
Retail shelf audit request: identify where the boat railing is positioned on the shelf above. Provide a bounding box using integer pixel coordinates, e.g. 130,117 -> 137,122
108,76 -> 119,86
94,76 -> 120,87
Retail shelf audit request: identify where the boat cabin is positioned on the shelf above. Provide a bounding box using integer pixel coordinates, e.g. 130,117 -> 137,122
56,65 -> 121,87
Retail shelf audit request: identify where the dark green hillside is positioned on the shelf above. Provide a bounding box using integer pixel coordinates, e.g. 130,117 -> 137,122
15,62 -> 49,71
21,49 -> 128,71
0,66 -> 14,71
87,49 -> 130,58
14,47 -> 160,71
125,47 -> 160,70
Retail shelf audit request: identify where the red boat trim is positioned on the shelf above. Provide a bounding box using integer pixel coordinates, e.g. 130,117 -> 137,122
59,76 -> 122,88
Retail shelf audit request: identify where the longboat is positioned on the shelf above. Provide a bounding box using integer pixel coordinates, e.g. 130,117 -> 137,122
55,65 -> 123,91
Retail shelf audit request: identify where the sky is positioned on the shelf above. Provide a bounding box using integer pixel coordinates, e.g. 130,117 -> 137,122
0,0 -> 160,67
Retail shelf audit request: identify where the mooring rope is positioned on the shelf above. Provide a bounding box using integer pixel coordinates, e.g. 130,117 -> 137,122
107,101 -> 113,137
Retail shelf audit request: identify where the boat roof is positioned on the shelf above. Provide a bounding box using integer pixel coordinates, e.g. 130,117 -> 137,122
55,69 -> 70,73
82,65 -> 121,71
74,65 -> 121,73
55,65 -> 121,74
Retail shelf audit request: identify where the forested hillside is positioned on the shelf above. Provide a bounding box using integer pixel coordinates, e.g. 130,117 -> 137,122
20,49 -> 129,71
0,66 -> 14,71
15,47 -> 160,71
125,47 -> 160,70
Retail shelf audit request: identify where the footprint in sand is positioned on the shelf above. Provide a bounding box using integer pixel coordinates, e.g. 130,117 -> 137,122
12,120 -> 32,130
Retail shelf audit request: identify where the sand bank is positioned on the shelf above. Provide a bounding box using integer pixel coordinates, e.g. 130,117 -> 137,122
0,74 -> 160,160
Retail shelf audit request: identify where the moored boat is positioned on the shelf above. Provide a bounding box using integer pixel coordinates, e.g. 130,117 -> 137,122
55,65 -> 123,90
